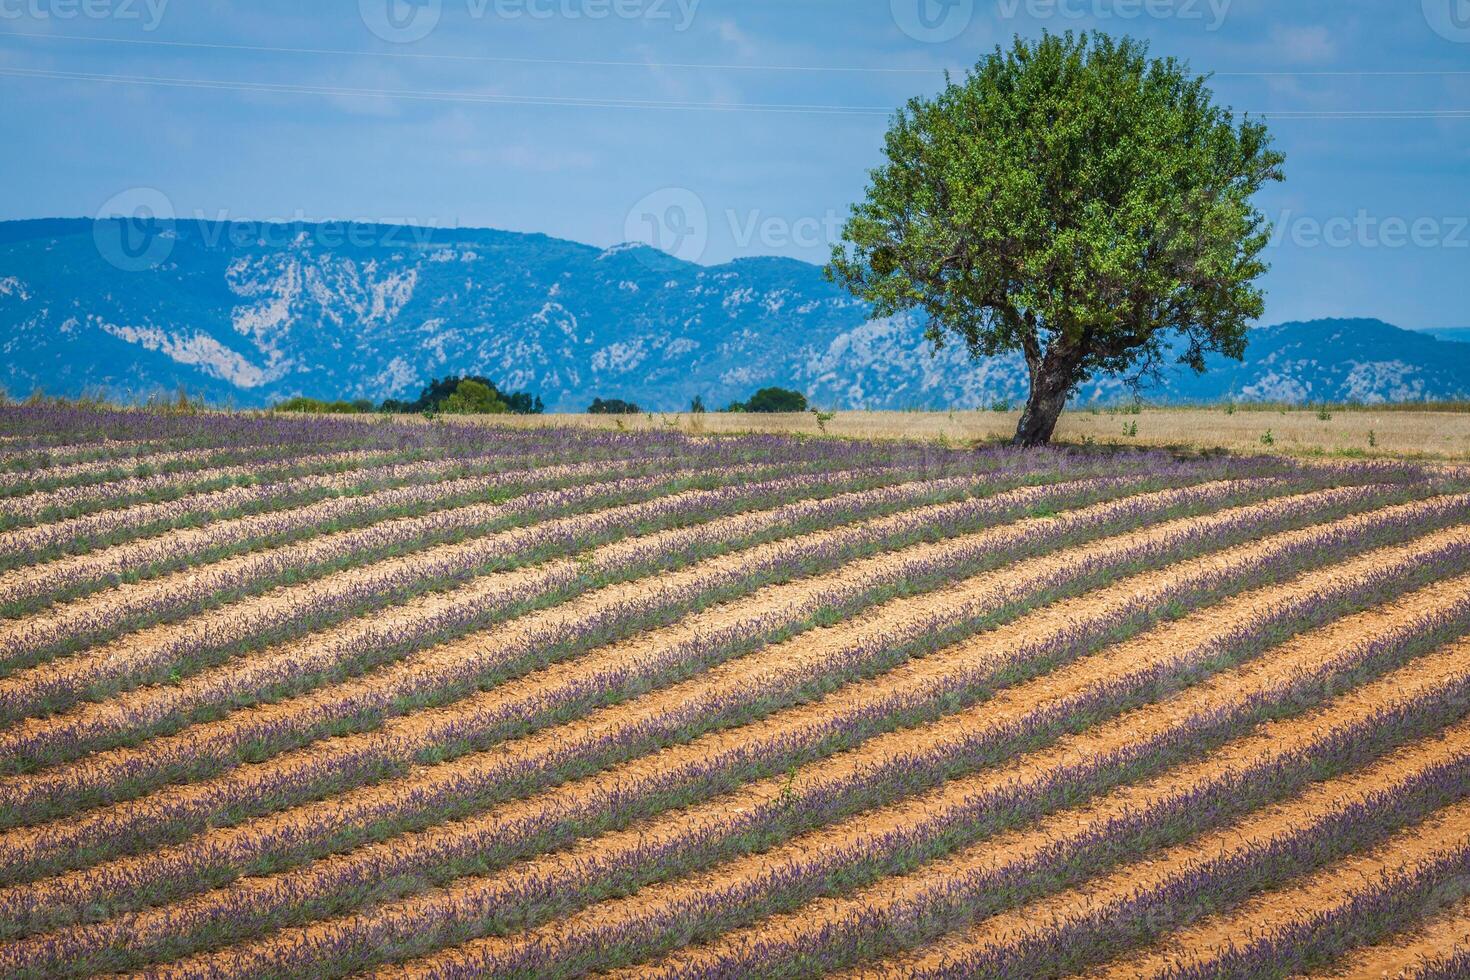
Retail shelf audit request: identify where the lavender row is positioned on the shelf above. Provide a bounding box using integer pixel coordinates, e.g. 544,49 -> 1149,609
0,445 -> 264,496
0,473 -> 1297,836
0,435 -> 358,473
0,443 -> 760,568
1161,838 -> 1470,978
6,441 -> 1105,616
0,432 -> 1070,568
0,405 -> 721,456
3,405 -> 1439,497
0,439 -> 419,499
0,470 -> 1210,817
906,750 -> 1470,980
565,587 -> 1470,980
0,461 -> 990,724
0,457 -> 773,618
0,461 -> 885,663
0,483 -> 1445,930
341,545 -> 1470,980
37,521 -> 1470,978
0,436 -> 728,534
0,448 -> 427,528
0,439 -> 203,472
0,404 -> 1057,473
1411,946 -> 1470,980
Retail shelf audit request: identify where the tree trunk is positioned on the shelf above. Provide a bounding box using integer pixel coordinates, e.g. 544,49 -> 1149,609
1012,362 -> 1074,447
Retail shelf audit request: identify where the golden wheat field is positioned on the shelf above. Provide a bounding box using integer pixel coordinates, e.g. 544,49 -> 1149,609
2,403 -> 1470,979
448,406 -> 1470,461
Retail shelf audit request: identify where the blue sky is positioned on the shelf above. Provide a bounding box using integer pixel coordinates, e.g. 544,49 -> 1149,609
0,0 -> 1466,328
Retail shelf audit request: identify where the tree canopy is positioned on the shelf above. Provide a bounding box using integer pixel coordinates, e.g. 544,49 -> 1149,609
588,397 -> 642,415
828,31 -> 1284,445
439,379 -> 507,415
381,375 -> 543,415
741,387 -> 809,413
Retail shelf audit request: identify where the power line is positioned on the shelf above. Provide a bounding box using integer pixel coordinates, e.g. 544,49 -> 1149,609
0,29 -> 945,73
4,30 -> 1470,78
3,64 -> 1466,119
1254,109 -> 1470,117
0,66 -> 896,115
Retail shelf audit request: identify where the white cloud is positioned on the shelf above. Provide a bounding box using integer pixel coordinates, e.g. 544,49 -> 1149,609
1267,25 -> 1338,64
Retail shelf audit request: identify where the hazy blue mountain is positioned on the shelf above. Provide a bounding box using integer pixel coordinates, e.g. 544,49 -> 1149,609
1417,327 -> 1470,345
2,218 -> 1468,409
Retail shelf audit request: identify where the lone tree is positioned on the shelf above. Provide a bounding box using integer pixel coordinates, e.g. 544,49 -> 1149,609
828,32 -> 1284,446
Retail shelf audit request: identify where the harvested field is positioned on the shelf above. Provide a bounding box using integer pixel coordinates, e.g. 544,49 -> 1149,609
436,406 -> 1470,461
1,403 -> 1469,979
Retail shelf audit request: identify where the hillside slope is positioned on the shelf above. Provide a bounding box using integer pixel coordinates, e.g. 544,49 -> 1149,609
1,218 -> 1466,408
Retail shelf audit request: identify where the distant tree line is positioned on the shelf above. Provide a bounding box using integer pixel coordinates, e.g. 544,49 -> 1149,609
276,376 -> 545,416
588,397 -> 642,415
584,387 -> 809,415
276,379 -> 812,417
382,376 -> 544,415
721,387 -> 807,413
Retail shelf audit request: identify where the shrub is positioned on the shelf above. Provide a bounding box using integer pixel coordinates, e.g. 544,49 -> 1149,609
440,379 -> 509,415
384,376 -> 542,415
274,397 -> 370,414
734,387 -> 808,413
588,397 -> 641,415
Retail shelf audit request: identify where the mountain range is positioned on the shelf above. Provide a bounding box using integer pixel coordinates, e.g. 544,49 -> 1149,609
1,217 -> 1467,410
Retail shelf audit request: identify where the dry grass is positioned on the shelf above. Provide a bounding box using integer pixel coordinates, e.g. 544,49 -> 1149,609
412,407 -> 1470,460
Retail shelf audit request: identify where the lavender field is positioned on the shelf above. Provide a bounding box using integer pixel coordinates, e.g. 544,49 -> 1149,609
1,404 -> 1468,979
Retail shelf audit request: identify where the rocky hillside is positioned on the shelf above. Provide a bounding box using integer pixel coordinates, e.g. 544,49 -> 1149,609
2,218 -> 1467,409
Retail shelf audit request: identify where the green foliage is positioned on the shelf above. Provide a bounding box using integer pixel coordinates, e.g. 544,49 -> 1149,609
382,376 -> 543,415
273,396 -> 373,415
690,395 -> 707,414
1261,429 -> 1275,446
828,31 -> 1285,445
742,387 -> 809,413
439,379 -> 509,415
588,397 -> 642,415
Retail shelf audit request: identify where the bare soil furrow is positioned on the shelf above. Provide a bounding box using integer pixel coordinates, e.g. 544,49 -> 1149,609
1098,805 -> 1470,978
0,449 -> 394,524
0,479 -> 1295,907
0,456 -> 695,614
2,409 -> 1455,980
0,452 -> 481,562
0,464 -> 911,724
0,461 -> 699,639
1306,896 -> 1470,980
844,725 -> 1470,979
0,446 -> 249,493
0,467 -> 1093,790
98,563 -> 1470,980
8,490 -> 1458,975
373,542 -> 1470,980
